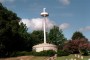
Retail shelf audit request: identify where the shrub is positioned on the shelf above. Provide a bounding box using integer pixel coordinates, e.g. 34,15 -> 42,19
57,50 -> 70,56
80,49 -> 89,56
11,51 -> 32,57
31,50 -> 56,56
11,50 -> 56,57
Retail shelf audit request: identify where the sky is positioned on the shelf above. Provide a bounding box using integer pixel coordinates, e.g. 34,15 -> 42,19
0,0 -> 90,40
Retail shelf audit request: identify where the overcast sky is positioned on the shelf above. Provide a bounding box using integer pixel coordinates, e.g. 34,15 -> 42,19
1,0 -> 90,40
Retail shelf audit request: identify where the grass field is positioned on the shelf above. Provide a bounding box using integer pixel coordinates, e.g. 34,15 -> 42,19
0,54 -> 90,60
57,54 -> 90,60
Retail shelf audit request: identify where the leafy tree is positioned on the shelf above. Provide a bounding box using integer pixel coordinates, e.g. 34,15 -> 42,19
18,22 -> 33,51
0,3 -> 30,57
72,31 -> 85,40
30,30 -> 44,46
63,38 -> 89,54
48,26 -> 67,49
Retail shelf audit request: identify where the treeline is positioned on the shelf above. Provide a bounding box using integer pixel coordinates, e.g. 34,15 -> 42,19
0,3 -> 90,57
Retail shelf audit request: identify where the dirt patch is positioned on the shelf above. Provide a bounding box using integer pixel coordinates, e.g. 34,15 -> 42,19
0,56 -> 34,60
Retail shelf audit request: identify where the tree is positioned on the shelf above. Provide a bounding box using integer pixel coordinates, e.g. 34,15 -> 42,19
0,3 -> 30,57
63,38 -> 89,54
18,22 -> 33,51
72,31 -> 85,40
30,30 -> 44,46
48,26 -> 67,49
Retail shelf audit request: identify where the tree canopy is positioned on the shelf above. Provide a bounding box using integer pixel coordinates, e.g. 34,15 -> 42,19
48,26 -> 67,49
71,31 -> 85,40
0,3 -> 31,57
30,30 -> 44,45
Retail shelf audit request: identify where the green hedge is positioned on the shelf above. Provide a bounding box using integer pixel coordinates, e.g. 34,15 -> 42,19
11,50 -> 56,57
11,50 -> 70,57
80,49 -> 89,56
11,51 -> 32,57
57,50 -> 70,56
31,50 -> 56,56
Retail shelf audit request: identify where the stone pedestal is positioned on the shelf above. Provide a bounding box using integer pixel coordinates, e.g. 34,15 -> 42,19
33,43 -> 57,52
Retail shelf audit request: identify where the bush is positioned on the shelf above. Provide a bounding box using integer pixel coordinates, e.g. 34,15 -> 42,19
57,50 -> 70,56
11,51 -> 32,57
80,49 -> 89,56
31,50 -> 56,56
10,50 -> 70,57
11,50 -> 56,57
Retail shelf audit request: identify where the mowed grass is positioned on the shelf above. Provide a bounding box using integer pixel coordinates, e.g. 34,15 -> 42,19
57,54 -> 90,60
0,54 -> 90,60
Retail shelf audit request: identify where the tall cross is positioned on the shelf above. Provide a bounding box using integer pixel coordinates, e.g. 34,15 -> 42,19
43,8 -> 46,12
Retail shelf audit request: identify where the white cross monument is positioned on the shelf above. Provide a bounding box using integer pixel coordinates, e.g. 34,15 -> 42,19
41,8 -> 49,44
32,8 -> 57,52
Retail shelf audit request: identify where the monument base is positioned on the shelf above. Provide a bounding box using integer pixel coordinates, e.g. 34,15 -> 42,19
33,43 -> 57,52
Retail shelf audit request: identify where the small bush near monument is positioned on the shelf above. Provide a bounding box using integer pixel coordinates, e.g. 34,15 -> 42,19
31,50 -> 56,56
11,50 -> 71,57
57,50 -> 70,56
31,50 -> 70,56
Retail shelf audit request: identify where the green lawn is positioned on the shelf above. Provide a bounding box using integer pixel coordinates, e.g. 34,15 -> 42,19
0,54 -> 90,60
57,54 -> 90,60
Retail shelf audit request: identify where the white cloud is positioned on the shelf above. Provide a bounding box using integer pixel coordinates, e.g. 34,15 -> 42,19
0,0 -> 14,3
21,18 -> 54,31
78,26 -> 90,32
59,0 -> 70,5
59,23 -> 70,30
21,18 -> 70,31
